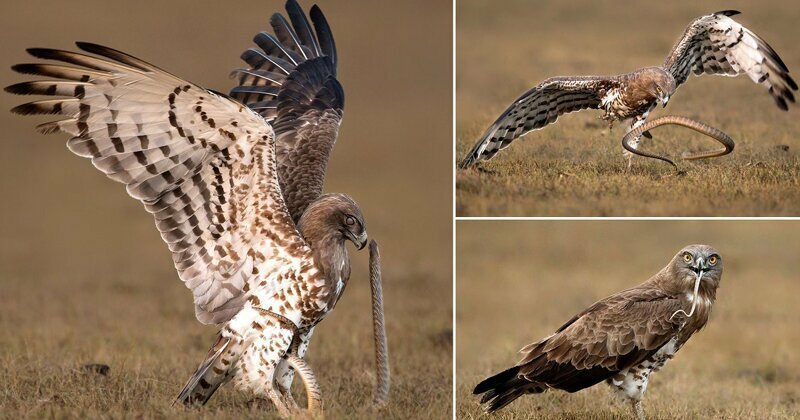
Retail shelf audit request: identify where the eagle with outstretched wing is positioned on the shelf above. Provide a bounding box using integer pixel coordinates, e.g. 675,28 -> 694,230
474,245 -> 723,420
460,10 -> 797,169
7,0 -> 367,416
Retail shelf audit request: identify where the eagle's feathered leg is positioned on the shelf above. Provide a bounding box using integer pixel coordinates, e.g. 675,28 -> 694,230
232,322 -> 296,417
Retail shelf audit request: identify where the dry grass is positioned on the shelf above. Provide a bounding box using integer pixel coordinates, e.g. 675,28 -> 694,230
0,0 -> 452,418
456,0 -> 800,216
456,221 -> 800,419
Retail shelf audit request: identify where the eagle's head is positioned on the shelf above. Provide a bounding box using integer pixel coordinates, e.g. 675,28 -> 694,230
633,67 -> 676,108
670,244 -> 723,288
297,193 -> 368,250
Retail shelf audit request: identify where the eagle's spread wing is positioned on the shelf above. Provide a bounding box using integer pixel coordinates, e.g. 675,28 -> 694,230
459,76 -> 617,168
7,43 -> 309,325
474,287 -> 683,412
230,0 -> 343,223
664,10 -> 797,110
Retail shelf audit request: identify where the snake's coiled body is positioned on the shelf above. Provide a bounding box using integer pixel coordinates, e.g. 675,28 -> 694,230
622,115 -> 735,169
284,353 -> 323,415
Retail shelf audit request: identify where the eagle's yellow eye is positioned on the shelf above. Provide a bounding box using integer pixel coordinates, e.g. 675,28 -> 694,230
683,253 -> 692,263
708,256 -> 718,265
656,86 -> 662,93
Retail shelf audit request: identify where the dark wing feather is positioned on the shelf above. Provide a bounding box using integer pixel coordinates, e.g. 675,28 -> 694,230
230,0 -> 343,223
310,5 -> 337,70
7,43 -> 308,325
271,12 -> 309,61
664,11 -> 797,110
285,0 -> 321,58
459,76 -> 617,168
474,286 -> 682,412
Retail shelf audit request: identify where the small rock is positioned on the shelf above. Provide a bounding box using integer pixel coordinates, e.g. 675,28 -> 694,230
776,144 -> 789,152
82,363 -> 110,376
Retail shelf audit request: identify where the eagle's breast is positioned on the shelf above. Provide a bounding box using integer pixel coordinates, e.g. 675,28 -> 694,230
601,87 -> 642,120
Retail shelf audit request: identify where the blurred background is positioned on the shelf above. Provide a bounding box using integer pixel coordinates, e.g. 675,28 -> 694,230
0,0 -> 452,418
456,0 -> 800,216
457,221 -> 800,419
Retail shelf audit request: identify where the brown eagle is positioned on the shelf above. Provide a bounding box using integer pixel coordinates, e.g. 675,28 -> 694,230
6,0 -> 384,416
474,245 -> 723,420
460,10 -> 796,169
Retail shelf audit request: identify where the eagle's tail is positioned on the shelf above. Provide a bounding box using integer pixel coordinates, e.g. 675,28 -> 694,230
473,365 -> 548,413
173,334 -> 243,407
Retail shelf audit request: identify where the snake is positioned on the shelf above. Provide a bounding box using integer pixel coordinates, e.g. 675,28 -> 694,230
622,115 -> 735,169
369,239 -> 391,407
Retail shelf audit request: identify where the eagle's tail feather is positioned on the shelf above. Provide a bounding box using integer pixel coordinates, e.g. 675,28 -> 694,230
173,334 -> 242,407
474,365 -> 519,395
486,383 -> 536,412
473,365 -> 548,413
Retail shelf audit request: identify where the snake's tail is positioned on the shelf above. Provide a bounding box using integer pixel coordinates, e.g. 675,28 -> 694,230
369,240 -> 391,407
285,353 -> 323,415
622,115 -> 735,168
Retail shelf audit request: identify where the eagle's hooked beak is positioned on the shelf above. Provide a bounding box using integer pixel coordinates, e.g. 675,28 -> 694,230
349,231 -> 368,250
691,257 -> 708,274
660,94 -> 670,108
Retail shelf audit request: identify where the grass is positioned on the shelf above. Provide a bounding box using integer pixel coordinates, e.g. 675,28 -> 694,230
0,258 -> 451,419
456,0 -> 800,216
456,221 -> 800,419
0,0 -> 453,418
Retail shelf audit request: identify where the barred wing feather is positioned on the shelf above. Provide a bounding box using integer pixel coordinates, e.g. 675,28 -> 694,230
664,10 -> 797,110
7,42 -> 310,325
460,77 -> 615,168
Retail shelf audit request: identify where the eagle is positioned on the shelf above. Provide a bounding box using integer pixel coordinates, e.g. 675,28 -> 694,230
474,245 -> 723,420
6,0 -> 386,416
459,10 -> 797,169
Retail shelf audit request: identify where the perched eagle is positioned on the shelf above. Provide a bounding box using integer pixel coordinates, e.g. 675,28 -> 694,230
7,0 -> 371,416
460,10 -> 797,169
474,245 -> 723,420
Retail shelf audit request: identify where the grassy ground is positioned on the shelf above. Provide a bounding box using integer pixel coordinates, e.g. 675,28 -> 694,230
456,0 -> 800,216
456,221 -> 800,419
0,0 -> 452,418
